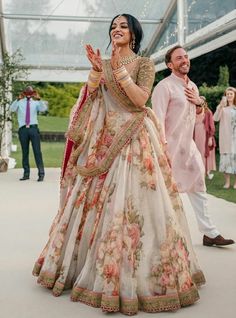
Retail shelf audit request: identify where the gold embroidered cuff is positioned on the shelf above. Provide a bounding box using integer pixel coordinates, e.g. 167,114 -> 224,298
113,65 -> 133,88
87,68 -> 102,89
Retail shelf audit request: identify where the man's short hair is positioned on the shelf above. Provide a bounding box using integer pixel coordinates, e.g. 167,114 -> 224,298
23,86 -> 34,93
23,86 -> 35,96
165,45 -> 184,65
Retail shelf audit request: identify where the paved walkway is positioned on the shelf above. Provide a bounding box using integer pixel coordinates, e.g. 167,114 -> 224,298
0,168 -> 236,318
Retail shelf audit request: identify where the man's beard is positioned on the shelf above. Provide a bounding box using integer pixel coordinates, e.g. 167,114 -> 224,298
176,64 -> 190,74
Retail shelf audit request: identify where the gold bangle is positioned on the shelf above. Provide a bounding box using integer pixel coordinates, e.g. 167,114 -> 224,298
87,68 -> 102,89
113,65 -> 133,88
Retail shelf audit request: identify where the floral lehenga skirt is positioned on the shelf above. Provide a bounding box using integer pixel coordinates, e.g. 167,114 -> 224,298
33,87 -> 205,316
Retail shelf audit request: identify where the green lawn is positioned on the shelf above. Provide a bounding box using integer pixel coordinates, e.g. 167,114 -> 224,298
10,115 -> 236,203
12,115 -> 69,132
11,138 -> 65,168
11,115 -> 68,168
206,171 -> 236,203
38,115 -> 69,132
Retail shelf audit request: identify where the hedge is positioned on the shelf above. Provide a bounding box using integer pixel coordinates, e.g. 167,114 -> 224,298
199,84 -> 226,112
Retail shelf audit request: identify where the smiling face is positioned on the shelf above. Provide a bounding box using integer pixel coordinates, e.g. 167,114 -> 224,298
110,15 -> 131,47
225,89 -> 236,104
167,48 -> 190,77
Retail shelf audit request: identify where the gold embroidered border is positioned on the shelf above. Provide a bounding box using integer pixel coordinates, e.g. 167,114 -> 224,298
70,284 -> 199,315
76,111 -> 146,177
103,59 -> 143,113
192,270 -> 206,287
37,270 -> 58,289
32,261 -> 41,276
139,285 -> 199,312
66,97 -> 94,145
119,298 -> 138,316
138,293 -> 180,312
36,270 -> 66,296
53,280 -> 65,296
71,287 -> 101,307
101,295 -> 120,313
71,287 -> 137,314
60,85 -> 88,171
179,285 -> 200,307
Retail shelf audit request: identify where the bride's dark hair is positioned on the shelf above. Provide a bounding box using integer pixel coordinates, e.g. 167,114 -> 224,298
107,14 -> 143,54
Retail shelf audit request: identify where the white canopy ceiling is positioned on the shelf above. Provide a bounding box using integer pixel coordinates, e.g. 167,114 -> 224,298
1,0 -> 236,82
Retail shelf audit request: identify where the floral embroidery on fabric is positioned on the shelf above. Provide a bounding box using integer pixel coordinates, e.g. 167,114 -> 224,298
138,128 -> 157,190
76,111 -> 146,177
123,127 -> 157,191
149,224 -> 193,295
124,196 -> 144,274
50,222 -> 69,265
96,196 -> 144,297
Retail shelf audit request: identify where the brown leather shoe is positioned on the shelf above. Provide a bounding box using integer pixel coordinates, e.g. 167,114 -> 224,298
203,235 -> 235,246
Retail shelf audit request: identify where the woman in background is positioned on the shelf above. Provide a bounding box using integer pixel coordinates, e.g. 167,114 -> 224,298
194,96 -> 216,179
214,87 -> 236,189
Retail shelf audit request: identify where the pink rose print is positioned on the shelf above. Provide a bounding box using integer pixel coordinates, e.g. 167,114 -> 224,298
103,263 -> 119,279
127,223 -> 141,249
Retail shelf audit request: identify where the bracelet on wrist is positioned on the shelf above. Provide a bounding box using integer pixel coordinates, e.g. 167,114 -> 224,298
113,65 -> 133,88
87,68 -> 102,89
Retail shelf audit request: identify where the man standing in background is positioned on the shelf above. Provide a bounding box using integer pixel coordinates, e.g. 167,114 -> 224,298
152,45 -> 234,247
10,86 -> 47,182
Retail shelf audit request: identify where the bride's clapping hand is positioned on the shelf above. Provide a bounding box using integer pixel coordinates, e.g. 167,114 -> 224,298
110,40 -> 121,70
85,44 -> 102,72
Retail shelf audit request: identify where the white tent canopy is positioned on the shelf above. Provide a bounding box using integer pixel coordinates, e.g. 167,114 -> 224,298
0,0 -> 236,82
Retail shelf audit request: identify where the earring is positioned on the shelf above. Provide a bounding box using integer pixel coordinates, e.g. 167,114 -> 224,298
132,38 -> 135,50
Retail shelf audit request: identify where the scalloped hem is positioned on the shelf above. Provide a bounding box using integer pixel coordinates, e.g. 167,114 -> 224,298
70,285 -> 199,315
32,265 -> 203,315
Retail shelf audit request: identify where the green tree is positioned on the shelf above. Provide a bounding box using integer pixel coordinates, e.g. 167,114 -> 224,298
189,42 -> 236,87
217,65 -> 229,87
34,83 -> 84,117
0,50 -> 28,157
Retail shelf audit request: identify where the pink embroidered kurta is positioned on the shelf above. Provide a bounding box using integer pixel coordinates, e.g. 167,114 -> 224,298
152,73 -> 206,193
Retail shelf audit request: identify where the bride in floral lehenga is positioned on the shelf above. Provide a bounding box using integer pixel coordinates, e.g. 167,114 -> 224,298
32,14 -> 205,315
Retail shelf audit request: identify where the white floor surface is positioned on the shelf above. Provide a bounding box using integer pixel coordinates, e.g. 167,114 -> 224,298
0,168 -> 236,318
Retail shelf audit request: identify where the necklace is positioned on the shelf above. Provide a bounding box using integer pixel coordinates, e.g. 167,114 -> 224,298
120,54 -> 138,65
